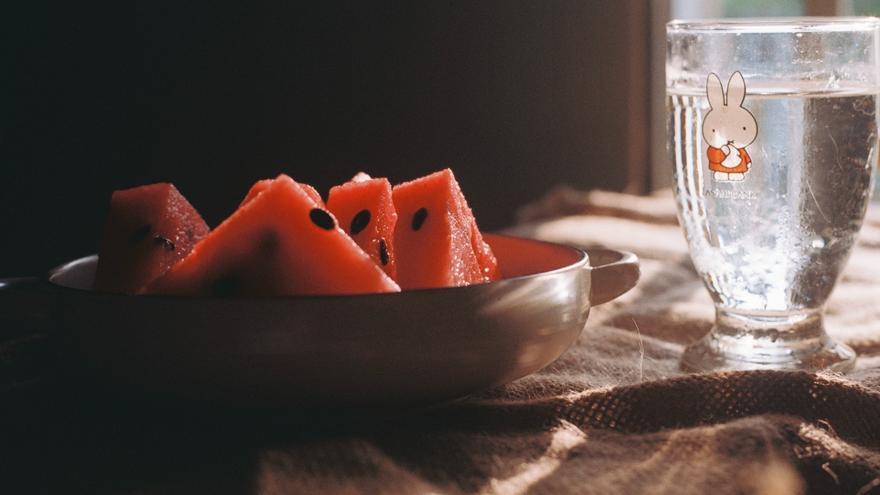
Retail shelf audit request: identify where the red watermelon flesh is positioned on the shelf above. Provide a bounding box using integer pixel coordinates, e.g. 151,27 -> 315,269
239,179 -> 273,206
392,169 -> 492,289
95,183 -> 210,294
446,172 -> 500,281
240,178 -> 323,207
148,174 -> 399,296
327,173 -> 398,279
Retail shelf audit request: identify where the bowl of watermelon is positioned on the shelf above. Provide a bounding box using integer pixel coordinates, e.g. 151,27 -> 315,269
1,170 -> 639,409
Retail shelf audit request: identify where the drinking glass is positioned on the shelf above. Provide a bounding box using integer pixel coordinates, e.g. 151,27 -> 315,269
667,18 -> 880,372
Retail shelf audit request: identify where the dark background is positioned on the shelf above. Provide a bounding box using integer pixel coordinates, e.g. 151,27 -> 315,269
1,1 -> 649,276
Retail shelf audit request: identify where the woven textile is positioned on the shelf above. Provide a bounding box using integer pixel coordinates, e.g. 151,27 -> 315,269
4,189 -> 880,494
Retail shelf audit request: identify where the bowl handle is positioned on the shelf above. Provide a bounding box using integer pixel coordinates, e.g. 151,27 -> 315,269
586,249 -> 640,306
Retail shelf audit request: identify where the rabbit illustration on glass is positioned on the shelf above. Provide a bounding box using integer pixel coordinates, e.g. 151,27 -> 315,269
702,71 -> 757,181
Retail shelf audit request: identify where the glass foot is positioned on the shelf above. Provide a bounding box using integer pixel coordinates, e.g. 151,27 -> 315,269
680,309 -> 856,373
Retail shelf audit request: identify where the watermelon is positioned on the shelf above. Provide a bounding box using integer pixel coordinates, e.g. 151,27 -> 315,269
392,168 -> 499,289
94,183 -> 209,294
239,179 -> 273,206
147,174 -> 399,296
240,178 -> 323,207
453,178 -> 500,282
326,173 -> 398,279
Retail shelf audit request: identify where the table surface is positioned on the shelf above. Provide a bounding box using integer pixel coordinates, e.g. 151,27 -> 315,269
4,189 -> 880,495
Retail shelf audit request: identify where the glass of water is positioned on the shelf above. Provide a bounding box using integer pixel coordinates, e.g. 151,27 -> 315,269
667,18 -> 880,372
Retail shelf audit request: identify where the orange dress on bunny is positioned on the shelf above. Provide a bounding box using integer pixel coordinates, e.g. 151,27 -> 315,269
708,146 -> 751,173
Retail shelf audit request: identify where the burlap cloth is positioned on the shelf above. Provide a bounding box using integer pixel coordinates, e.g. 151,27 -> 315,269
4,189 -> 880,494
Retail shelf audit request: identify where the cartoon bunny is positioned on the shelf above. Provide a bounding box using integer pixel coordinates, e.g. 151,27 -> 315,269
703,71 -> 757,181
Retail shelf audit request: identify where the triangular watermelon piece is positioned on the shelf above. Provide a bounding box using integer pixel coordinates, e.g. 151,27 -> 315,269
443,170 -> 500,281
392,169 -> 498,289
95,183 -> 209,294
148,174 -> 399,296
326,173 -> 398,279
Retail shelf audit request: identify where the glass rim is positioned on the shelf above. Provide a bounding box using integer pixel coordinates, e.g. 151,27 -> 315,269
667,16 -> 880,34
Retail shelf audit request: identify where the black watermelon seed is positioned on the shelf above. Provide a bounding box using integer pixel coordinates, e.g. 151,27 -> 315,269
210,275 -> 241,297
129,224 -> 152,244
411,208 -> 428,231
349,209 -> 371,235
379,238 -> 389,265
258,231 -> 279,254
185,227 -> 195,241
153,235 -> 175,252
309,208 -> 336,230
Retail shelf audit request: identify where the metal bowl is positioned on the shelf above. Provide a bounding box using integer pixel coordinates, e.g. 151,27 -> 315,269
1,234 -> 638,408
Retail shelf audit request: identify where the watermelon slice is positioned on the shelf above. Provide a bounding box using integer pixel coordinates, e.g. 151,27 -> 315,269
94,183 -> 210,294
392,168 -> 499,289
326,173 -> 398,279
148,174 -> 399,296
240,178 -> 323,207
450,175 -> 500,282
